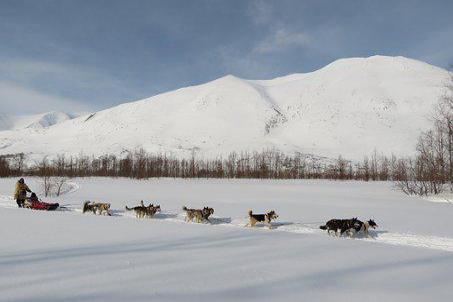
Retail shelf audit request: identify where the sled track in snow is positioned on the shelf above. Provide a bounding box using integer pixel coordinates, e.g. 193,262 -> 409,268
1,195 -> 453,253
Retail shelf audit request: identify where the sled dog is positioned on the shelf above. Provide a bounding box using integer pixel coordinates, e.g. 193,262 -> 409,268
83,201 -> 111,216
355,219 -> 378,237
125,201 -> 161,218
247,210 -> 278,229
82,201 -> 97,214
182,206 -> 215,223
319,218 -> 361,236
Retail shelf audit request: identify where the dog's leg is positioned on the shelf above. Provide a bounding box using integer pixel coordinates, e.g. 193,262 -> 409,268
266,218 -> 273,229
364,227 -> 370,238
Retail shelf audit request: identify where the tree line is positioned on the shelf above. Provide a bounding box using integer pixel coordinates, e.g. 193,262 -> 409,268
0,148 -> 437,182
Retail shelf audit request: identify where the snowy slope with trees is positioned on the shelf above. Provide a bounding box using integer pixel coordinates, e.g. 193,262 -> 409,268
1,178 -> 453,301
0,56 -> 449,160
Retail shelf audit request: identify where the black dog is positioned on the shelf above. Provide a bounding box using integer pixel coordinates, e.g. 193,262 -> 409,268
319,218 -> 361,236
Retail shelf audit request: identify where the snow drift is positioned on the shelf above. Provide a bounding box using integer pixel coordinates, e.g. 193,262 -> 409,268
0,55 -> 450,160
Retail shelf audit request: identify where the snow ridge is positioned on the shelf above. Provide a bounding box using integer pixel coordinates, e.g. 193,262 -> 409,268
0,55 -> 450,160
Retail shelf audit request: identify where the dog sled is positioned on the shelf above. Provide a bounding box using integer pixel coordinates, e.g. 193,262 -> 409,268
23,193 -> 59,211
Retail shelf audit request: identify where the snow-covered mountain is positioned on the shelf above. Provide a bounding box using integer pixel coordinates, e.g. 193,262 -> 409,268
0,111 -> 74,131
0,56 -> 450,160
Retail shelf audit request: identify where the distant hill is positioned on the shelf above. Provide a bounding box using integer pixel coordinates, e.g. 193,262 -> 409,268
0,111 -> 74,131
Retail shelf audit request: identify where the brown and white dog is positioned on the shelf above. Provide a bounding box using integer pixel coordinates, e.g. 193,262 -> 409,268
125,201 -> 161,218
183,206 -> 215,223
247,210 -> 279,229
82,201 -> 111,216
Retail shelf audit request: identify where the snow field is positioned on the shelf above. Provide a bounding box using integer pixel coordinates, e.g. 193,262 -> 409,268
1,178 -> 453,301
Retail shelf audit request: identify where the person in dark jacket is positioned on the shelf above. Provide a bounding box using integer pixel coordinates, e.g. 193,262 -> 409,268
29,192 -> 39,203
14,178 -> 32,208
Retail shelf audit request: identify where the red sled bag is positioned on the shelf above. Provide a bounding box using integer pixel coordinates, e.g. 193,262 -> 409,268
24,193 -> 59,211
30,200 -> 59,211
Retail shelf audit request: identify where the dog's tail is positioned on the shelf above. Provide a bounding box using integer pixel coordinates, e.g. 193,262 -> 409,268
125,206 -> 132,211
248,209 -> 253,217
182,206 -> 188,211
82,201 -> 90,213
319,225 -> 327,230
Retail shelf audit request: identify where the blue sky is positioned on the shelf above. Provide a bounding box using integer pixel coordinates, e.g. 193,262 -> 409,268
1,0 -> 452,114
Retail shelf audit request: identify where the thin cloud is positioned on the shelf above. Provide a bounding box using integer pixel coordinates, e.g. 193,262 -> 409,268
253,28 -> 311,54
0,58 -> 137,113
0,81 -> 90,115
247,0 -> 273,25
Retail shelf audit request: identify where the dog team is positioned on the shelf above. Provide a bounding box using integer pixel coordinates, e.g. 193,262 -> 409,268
16,178 -> 377,237
81,199 -> 377,237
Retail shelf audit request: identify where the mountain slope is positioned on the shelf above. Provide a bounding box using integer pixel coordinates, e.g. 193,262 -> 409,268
0,56 -> 450,160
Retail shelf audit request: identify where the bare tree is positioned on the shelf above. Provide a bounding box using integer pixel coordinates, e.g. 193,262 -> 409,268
36,157 -> 54,197
55,177 -> 69,196
42,176 -> 55,197
432,70 -> 453,190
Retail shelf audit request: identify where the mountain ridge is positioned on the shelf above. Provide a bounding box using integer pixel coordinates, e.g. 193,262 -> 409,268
0,55 -> 450,161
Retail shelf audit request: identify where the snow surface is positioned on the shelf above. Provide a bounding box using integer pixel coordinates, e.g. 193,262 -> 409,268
0,56 -> 450,161
1,178 -> 453,301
